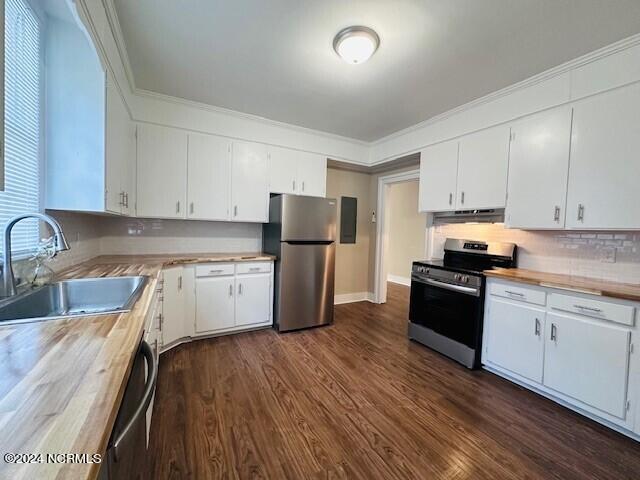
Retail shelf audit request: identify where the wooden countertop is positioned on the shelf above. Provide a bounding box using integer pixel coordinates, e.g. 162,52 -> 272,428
485,268 -> 640,302
0,252 -> 274,480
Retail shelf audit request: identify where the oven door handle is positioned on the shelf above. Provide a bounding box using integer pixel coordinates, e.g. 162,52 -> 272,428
417,277 -> 480,296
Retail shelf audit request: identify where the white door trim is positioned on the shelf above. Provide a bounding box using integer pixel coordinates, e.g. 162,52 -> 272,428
373,169 -> 421,304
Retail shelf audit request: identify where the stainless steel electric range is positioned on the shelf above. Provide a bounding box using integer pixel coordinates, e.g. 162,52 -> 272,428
409,238 -> 517,369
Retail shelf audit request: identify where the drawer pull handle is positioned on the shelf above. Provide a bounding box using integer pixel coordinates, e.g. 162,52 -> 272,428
505,290 -> 525,297
209,269 -> 224,274
550,323 -> 557,341
249,267 -> 261,271
574,304 -> 602,313
534,318 -> 541,336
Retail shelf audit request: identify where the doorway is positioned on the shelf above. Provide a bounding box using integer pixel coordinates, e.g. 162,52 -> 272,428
373,169 -> 427,303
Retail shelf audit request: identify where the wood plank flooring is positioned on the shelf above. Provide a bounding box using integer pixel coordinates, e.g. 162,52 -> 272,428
147,283 -> 640,479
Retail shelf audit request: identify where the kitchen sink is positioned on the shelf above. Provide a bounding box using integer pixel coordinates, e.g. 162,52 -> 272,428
0,276 -> 148,325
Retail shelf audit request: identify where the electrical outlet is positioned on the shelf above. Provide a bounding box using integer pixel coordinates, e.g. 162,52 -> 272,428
599,247 -> 616,263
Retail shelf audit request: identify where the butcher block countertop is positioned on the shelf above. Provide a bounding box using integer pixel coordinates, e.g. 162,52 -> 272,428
485,268 -> 640,302
0,252 -> 274,480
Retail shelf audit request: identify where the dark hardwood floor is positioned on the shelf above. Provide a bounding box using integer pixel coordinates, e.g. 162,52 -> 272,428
147,283 -> 640,479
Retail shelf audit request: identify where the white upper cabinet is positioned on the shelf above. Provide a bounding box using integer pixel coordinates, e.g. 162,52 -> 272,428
187,133 -> 232,221
105,75 -> 136,216
297,152 -> 327,197
45,17 -> 136,215
268,146 -> 298,194
231,141 -> 269,222
456,125 -> 510,210
136,124 -> 188,219
268,146 -> 327,197
418,140 -> 459,212
566,83 -> 640,229
505,107 -> 573,229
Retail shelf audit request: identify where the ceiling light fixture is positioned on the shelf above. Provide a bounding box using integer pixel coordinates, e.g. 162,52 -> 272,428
333,26 -> 380,64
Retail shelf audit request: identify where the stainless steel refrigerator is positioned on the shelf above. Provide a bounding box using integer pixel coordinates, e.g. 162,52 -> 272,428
263,194 -> 336,332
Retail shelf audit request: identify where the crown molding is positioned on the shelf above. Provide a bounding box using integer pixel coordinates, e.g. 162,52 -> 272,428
92,1 -> 640,164
102,0 -> 138,95
371,32 -> 640,147
132,87 -> 371,148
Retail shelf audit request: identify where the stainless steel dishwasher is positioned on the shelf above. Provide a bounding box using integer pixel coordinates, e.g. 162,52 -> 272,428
98,340 -> 158,480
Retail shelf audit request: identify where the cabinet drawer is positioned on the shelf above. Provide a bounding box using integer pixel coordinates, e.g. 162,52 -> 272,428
195,263 -> 235,277
490,282 -> 546,306
236,262 -> 272,275
549,293 -> 635,326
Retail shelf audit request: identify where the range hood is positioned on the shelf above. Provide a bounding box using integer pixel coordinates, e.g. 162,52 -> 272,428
432,208 -> 505,225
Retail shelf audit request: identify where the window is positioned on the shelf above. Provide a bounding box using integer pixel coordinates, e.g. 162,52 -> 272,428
0,0 -> 42,256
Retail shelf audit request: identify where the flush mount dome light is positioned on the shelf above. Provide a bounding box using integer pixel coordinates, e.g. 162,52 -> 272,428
333,26 -> 380,64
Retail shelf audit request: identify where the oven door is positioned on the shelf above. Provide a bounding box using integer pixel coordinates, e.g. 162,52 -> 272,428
409,273 -> 483,349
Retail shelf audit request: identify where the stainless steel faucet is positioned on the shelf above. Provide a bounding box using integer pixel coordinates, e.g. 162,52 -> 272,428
1,213 -> 70,297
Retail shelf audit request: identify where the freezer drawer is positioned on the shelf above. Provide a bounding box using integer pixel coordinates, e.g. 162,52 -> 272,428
275,242 -> 335,331
276,195 -> 337,242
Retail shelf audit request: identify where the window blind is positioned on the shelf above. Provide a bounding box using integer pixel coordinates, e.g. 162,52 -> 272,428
0,0 -> 42,256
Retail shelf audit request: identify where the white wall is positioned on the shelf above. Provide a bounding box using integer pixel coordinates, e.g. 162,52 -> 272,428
385,181 -> 426,285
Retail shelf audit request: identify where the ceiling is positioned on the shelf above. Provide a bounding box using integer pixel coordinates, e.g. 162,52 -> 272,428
112,0 -> 640,142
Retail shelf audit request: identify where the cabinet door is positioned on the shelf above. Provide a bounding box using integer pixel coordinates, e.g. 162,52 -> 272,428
418,140 -> 459,212
231,141 -> 269,222
268,146 -> 297,194
235,274 -> 271,327
120,116 -> 137,217
297,152 -> 327,197
162,267 -> 186,346
544,312 -> 631,418
505,107 -> 572,229
195,276 -> 235,332
456,125 -> 510,210
187,133 -> 231,220
136,124 -> 187,219
105,75 -> 127,214
566,83 -> 640,229
485,298 -> 545,383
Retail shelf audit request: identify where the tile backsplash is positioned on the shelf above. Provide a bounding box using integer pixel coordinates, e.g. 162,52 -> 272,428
45,212 -> 262,272
430,223 -> 640,284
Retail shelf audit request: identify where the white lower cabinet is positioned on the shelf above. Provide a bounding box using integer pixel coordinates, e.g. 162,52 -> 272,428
235,274 -> 272,326
544,312 -> 631,419
195,276 -> 235,333
162,261 -> 274,346
483,278 -> 638,437
486,299 -> 545,383
161,266 -> 187,347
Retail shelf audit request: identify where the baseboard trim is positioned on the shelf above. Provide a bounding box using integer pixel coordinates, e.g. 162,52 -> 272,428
334,292 -> 376,305
387,275 -> 411,287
